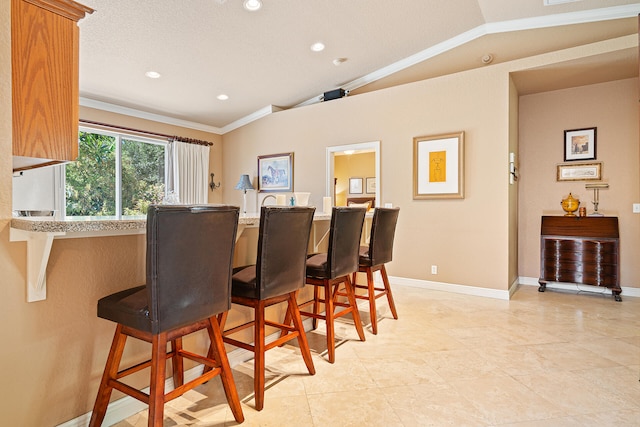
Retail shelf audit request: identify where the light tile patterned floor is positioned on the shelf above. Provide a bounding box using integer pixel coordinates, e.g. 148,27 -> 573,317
113,284 -> 640,426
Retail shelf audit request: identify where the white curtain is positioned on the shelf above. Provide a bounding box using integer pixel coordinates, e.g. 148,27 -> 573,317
167,140 -> 209,204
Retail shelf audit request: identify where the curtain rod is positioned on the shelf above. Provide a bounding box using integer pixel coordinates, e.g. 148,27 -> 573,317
79,119 -> 214,146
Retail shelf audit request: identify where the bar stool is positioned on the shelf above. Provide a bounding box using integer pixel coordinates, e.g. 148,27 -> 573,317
216,206 -> 316,411
351,207 -> 400,334
292,206 -> 367,364
89,205 -> 244,427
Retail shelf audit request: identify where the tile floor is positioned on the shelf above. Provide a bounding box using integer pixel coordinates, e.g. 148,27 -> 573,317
114,284 -> 640,426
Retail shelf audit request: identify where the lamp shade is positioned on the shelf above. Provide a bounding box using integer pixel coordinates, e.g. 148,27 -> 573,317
235,174 -> 254,191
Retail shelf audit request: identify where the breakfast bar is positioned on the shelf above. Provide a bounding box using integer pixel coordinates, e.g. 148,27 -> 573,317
10,211 -> 340,302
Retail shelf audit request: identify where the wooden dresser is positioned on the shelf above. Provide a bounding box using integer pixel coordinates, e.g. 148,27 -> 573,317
538,216 -> 621,301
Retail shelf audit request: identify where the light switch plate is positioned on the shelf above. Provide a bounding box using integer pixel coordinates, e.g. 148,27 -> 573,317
633,203 -> 640,213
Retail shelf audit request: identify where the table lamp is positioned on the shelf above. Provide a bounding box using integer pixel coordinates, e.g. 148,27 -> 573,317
585,183 -> 609,216
235,174 -> 254,214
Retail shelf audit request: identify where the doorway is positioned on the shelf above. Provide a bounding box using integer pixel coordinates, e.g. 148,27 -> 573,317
326,141 -> 380,208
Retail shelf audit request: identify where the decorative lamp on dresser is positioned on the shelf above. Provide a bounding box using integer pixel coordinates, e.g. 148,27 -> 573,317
538,216 -> 621,301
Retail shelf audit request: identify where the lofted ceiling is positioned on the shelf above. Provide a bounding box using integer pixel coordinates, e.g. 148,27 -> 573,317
77,0 -> 640,133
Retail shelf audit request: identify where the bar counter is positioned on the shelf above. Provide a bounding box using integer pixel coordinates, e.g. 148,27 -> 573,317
10,212 -> 337,302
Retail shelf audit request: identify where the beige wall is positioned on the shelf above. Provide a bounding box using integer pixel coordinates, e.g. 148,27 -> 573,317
222,66 -> 512,291
518,78 -> 639,288
508,76 -> 520,289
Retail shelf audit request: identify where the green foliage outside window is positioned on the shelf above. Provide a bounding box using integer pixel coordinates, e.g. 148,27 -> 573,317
66,131 -> 165,217
121,138 -> 165,216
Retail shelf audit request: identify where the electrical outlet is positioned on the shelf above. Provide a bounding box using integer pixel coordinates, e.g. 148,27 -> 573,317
431,265 -> 438,275
633,203 -> 640,214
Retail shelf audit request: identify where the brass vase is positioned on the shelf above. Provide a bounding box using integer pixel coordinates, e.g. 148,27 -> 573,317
561,193 -> 580,216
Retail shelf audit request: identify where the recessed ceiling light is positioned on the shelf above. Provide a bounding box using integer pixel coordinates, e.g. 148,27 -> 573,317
217,94 -> 229,101
243,0 -> 262,11
332,57 -> 347,66
145,71 -> 161,79
310,42 -> 325,52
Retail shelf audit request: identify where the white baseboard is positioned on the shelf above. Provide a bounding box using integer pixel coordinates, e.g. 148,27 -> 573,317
390,275 -> 639,300
518,276 -> 640,298
388,275 -> 511,300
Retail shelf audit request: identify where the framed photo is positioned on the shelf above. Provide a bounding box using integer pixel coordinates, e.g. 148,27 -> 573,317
556,162 -> 602,181
365,177 -> 376,194
413,131 -> 464,199
258,152 -> 293,192
564,127 -> 596,161
349,177 -> 363,194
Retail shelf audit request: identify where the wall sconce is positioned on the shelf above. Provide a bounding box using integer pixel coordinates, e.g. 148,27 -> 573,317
209,173 -> 220,191
509,152 -> 518,184
585,183 -> 609,216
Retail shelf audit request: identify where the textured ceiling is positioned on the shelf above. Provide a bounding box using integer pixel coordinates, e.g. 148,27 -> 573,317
77,0 -> 640,133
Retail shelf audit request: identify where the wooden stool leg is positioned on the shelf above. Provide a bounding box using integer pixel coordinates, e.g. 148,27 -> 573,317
324,281 -> 336,363
148,332 -> 168,427
344,276 -> 366,341
288,291 -> 315,375
312,285 -> 320,330
280,303 -> 293,342
254,302 -> 266,411
207,317 -> 244,423
171,338 -> 184,388
204,312 -> 229,375
380,265 -> 398,319
366,267 -> 378,334
89,325 -> 127,427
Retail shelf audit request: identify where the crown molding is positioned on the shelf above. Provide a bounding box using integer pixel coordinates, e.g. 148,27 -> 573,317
79,98 -> 224,134
342,4 -> 640,93
82,4 -> 640,134
219,105 -> 284,134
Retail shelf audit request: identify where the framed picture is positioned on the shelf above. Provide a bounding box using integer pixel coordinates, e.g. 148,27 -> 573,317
349,177 -> 363,194
556,162 -> 602,181
258,152 -> 293,192
413,131 -> 464,199
365,177 -> 376,194
564,127 -> 596,161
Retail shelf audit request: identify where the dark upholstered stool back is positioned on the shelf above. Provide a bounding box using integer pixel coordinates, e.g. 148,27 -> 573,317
219,206 -> 317,410
232,206 -> 315,300
364,207 -> 400,267
299,207 -> 367,363
90,204 -> 244,426
97,205 -> 239,334
306,207 -> 367,280
352,207 -> 400,335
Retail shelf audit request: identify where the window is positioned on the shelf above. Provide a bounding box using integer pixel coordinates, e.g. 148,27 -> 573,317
64,128 -> 166,218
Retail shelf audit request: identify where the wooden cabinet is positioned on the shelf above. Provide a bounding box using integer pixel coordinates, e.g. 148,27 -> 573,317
539,216 -> 621,301
11,0 -> 93,171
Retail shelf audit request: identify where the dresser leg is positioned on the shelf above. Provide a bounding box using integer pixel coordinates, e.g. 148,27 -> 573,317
538,281 -> 546,292
613,291 -> 622,302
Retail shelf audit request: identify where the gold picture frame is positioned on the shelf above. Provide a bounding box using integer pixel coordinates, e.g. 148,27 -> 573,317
556,162 -> 602,181
413,132 -> 464,199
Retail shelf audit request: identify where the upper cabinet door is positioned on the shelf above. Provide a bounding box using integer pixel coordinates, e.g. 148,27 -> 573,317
11,0 -> 93,171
